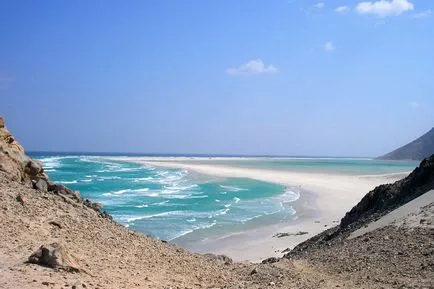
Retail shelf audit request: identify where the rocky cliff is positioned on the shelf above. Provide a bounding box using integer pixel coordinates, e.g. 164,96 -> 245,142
340,154 -> 434,229
378,127 -> 434,160
0,116 -> 112,219
284,154 -> 434,258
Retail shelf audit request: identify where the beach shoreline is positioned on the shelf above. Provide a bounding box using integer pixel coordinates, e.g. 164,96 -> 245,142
110,157 -> 409,262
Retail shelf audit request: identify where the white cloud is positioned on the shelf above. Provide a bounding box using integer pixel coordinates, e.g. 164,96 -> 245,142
356,0 -> 414,17
410,10 -> 432,19
408,101 -> 420,108
335,6 -> 350,13
315,2 -> 325,9
323,41 -> 335,52
226,59 -> 278,76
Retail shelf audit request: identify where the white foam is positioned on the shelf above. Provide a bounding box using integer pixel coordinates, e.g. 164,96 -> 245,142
132,177 -> 155,182
233,197 -> 241,203
215,208 -> 230,216
80,179 -> 92,182
279,189 -> 301,204
153,200 -> 170,206
112,189 -> 130,195
134,204 -> 149,208
220,185 -> 248,192
59,180 -> 78,184
125,210 -> 191,222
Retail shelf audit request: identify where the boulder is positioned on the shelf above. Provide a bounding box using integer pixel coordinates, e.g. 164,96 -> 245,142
28,243 -> 65,268
47,180 -> 57,191
53,184 -> 80,202
28,243 -> 80,272
203,253 -> 233,265
34,179 -> 48,192
0,116 -> 4,128
24,159 -> 44,179
262,257 -> 279,264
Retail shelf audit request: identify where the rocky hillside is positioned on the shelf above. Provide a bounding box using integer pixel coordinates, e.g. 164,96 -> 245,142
1,115 -> 433,288
378,127 -> 434,160
284,154 -> 434,258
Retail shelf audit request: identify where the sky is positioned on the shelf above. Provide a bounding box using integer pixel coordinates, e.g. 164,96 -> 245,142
1,0 -> 433,157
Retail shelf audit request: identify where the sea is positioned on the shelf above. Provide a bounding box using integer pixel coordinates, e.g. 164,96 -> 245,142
30,153 -> 418,245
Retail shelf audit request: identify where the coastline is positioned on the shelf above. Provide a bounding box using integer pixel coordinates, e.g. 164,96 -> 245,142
112,157 -> 409,262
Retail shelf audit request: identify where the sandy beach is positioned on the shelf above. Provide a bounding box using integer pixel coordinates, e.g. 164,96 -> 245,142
112,157 -> 409,262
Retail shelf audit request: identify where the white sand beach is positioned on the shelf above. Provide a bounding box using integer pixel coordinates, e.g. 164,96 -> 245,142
111,157 -> 409,262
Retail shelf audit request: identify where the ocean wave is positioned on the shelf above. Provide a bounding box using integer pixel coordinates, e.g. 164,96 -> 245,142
96,176 -> 122,181
279,189 -> 301,204
215,208 -> 230,216
163,184 -> 198,191
169,221 -> 217,241
233,197 -> 241,203
59,180 -> 78,184
125,210 -> 191,222
38,156 -> 66,169
134,204 -> 149,208
132,177 -> 155,182
80,179 -> 92,182
152,200 -> 170,206
240,214 -> 263,223
105,187 -> 151,196
219,185 -> 248,192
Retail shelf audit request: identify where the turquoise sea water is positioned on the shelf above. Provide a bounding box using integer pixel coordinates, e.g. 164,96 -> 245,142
33,154 -> 418,243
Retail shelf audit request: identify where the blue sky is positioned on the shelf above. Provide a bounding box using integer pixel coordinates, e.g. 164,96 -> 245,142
1,0 -> 433,156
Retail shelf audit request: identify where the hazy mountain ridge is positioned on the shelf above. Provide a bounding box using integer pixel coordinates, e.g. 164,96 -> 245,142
378,127 -> 434,160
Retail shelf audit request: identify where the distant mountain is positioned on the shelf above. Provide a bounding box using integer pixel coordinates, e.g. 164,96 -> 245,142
377,127 -> 434,160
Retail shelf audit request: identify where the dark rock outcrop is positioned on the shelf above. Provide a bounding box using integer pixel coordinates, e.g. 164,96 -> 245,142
341,154 -> 434,229
378,127 -> 434,160
28,243 -> 80,272
34,179 -> 48,192
203,253 -> 233,265
0,116 -> 113,221
284,154 -> 434,258
28,243 -> 66,268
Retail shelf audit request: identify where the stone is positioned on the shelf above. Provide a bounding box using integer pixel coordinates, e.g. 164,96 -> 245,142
34,179 -> 48,192
25,159 -> 44,179
49,221 -> 62,229
16,194 -> 25,206
0,116 -> 4,128
53,184 -> 80,202
250,267 -> 258,275
28,243 -> 65,268
204,253 -> 233,265
261,257 -> 279,264
46,180 -> 56,191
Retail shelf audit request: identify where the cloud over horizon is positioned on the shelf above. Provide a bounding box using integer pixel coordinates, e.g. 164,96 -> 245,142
335,6 -> 350,13
356,0 -> 414,17
323,41 -> 335,52
226,59 -> 278,76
